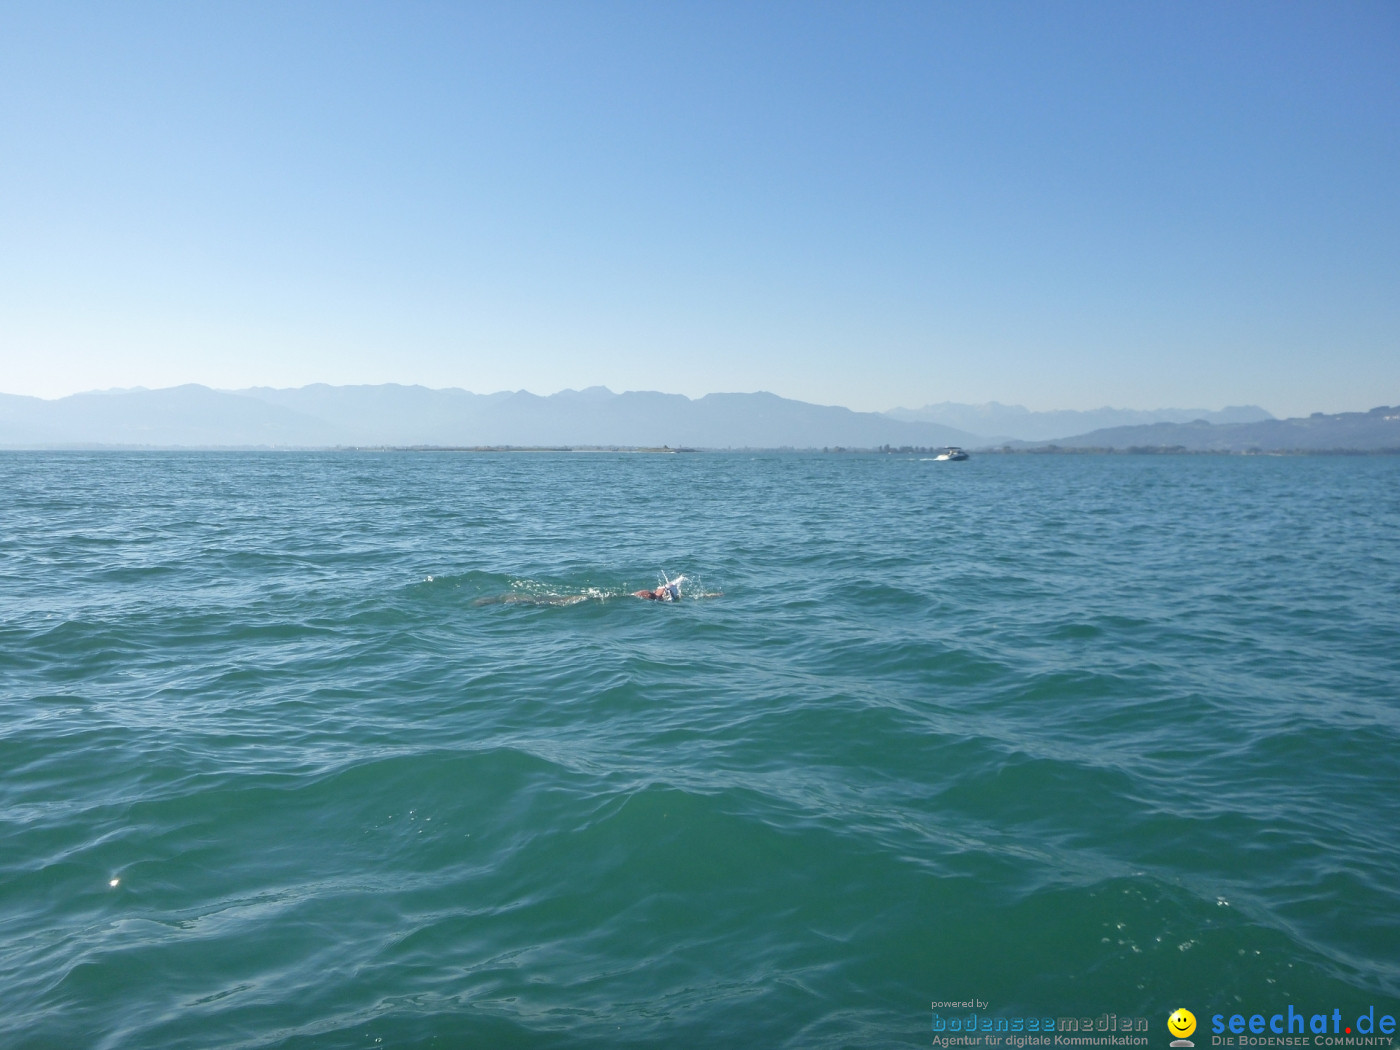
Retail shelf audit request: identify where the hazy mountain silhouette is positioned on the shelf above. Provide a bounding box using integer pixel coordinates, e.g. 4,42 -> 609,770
886,402 -> 1274,442
0,386 -> 336,447
5,385 -> 1388,451
1008,406 -> 1400,452
0,384 -> 977,449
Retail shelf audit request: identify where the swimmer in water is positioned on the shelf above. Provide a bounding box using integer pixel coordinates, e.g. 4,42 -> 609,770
633,576 -> 683,601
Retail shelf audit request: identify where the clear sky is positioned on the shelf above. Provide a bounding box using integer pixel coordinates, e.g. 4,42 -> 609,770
1,1 -> 1396,416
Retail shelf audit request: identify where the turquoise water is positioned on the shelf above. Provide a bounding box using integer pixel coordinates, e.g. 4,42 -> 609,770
2,451 -> 1398,1049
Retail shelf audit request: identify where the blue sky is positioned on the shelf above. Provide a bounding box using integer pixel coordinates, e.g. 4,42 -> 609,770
1,1 -> 1396,415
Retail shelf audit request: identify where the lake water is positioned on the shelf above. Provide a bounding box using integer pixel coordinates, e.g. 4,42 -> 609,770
2,450 -> 1397,1049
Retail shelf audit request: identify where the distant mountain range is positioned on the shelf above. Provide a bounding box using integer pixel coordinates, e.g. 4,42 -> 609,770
1,384 -> 1394,451
0,384 -> 977,450
1007,406 -> 1400,453
886,401 -> 1275,442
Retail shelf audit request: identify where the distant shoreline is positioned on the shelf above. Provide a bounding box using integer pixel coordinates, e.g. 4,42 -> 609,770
5,384 -> 1394,451
2,445 -> 1398,456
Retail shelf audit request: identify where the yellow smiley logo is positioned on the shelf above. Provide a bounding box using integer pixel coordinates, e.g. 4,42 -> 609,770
1168,1009 -> 1197,1039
